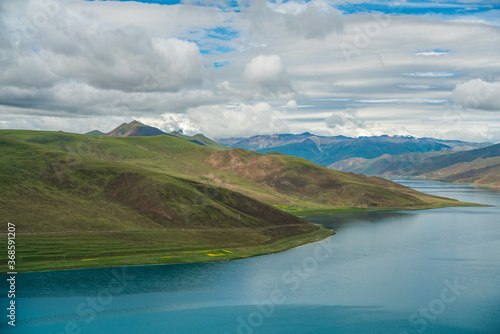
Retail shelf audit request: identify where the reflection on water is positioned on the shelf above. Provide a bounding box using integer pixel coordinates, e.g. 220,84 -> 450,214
306,210 -> 413,231
1,180 -> 499,334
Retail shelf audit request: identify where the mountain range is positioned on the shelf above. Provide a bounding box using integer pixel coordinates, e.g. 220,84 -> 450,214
0,124 -> 477,271
216,133 -> 489,166
331,144 -> 500,188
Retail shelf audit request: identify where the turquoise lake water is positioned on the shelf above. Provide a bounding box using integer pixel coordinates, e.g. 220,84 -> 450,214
2,179 -> 500,333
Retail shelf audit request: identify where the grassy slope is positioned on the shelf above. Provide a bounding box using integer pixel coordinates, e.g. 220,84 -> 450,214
328,151 -> 445,175
330,144 -> 500,188
1,130 -> 468,210
396,143 -> 500,176
0,135 -> 326,272
422,157 -> 500,188
169,131 -> 231,151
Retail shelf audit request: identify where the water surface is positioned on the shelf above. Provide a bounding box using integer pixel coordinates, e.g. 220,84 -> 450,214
2,180 -> 499,333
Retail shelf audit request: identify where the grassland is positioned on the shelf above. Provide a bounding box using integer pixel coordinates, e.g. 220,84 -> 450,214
9,228 -> 333,272
0,130 -> 479,272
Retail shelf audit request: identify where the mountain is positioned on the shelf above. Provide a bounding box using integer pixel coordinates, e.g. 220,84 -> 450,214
216,133 -> 489,166
0,133 -> 325,272
85,130 -> 105,136
329,151 -> 444,176
86,120 -> 229,150
169,131 -> 230,151
0,129 -> 479,271
422,157 -> 500,187
87,120 -> 166,137
331,144 -> 500,188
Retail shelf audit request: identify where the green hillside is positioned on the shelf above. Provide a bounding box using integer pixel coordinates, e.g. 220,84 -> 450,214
0,135 -> 328,272
85,120 -> 230,150
169,131 -> 231,151
329,151 -> 445,175
330,143 -> 500,188
0,130 -> 467,210
0,130 -> 478,272
422,157 -> 500,188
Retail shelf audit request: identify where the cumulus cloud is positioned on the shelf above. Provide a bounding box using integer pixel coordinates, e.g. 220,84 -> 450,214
323,108 -> 395,137
285,99 -> 298,110
248,0 -> 343,40
1,0 -> 203,94
186,102 -> 290,137
1,0 -> 500,141
244,54 -> 293,96
270,1 -> 343,39
325,109 -> 369,130
453,79 -> 500,111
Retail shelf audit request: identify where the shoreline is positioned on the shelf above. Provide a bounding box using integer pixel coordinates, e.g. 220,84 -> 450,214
387,176 -> 500,190
4,200 -> 490,273
275,201 -> 491,216
3,228 -> 335,273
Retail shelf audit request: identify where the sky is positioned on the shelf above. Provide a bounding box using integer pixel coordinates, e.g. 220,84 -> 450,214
1,0 -> 499,141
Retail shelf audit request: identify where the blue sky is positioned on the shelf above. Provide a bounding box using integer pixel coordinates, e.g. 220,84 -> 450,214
85,0 -> 500,16
1,0 -> 499,141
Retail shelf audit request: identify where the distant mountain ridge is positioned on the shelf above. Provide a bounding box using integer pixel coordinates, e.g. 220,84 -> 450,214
331,143 -> 500,188
216,133 -> 489,166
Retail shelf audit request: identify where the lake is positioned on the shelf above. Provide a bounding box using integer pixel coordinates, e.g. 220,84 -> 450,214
2,179 -> 500,333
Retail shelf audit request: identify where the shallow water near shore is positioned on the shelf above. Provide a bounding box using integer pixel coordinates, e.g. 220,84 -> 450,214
2,179 -> 500,333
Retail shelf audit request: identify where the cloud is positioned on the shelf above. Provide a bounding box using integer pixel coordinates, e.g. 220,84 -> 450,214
244,54 -> 293,96
186,102 -> 290,137
325,109 -> 370,131
285,99 -> 298,110
453,79 -> 500,111
270,1 -> 343,39
1,0 -> 500,142
402,72 -> 456,77
38,26 -> 203,93
1,0 -> 203,94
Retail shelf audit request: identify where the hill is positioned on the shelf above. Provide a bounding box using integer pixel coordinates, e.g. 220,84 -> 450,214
329,151 -> 444,175
85,130 -> 105,136
0,135 -> 328,272
331,144 -> 500,188
86,120 -> 229,150
423,157 -> 500,187
216,133 -> 488,166
169,131 -> 230,151
87,120 -> 167,137
1,129 -> 469,210
0,129 -> 479,271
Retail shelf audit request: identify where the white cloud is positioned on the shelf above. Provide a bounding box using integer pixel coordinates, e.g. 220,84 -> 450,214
1,0 -> 500,142
1,0 -> 204,93
244,54 -> 293,96
285,99 -> 298,110
325,108 -> 377,137
186,102 -> 290,137
272,1 -> 343,39
453,79 -> 500,111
